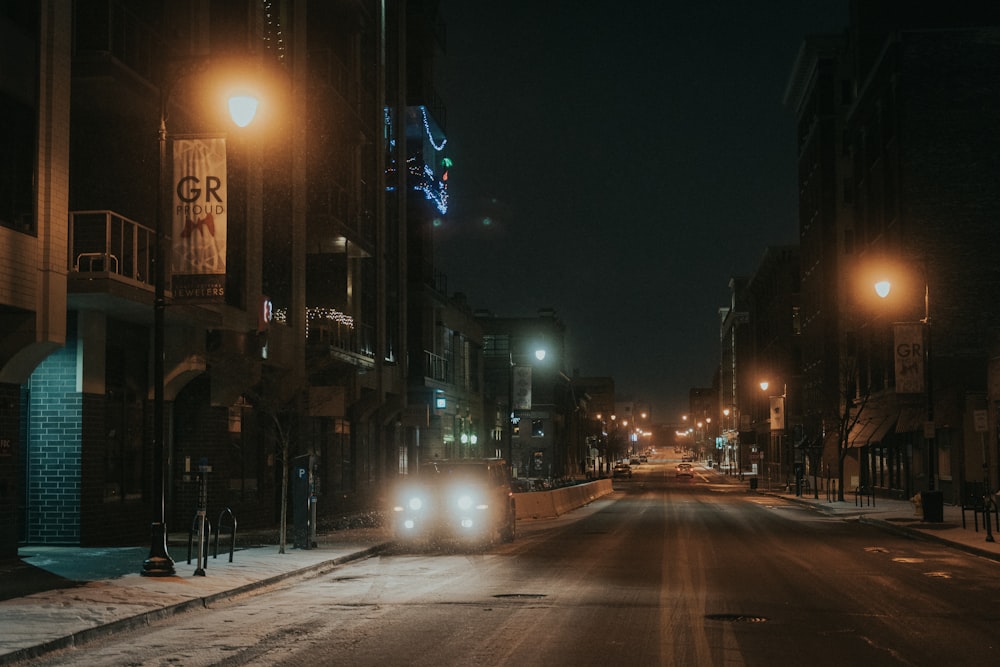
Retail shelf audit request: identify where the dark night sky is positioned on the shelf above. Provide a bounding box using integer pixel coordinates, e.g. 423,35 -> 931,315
435,2 -> 849,422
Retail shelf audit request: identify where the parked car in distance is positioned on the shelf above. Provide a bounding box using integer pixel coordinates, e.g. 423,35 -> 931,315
675,462 -> 694,478
613,463 -> 633,479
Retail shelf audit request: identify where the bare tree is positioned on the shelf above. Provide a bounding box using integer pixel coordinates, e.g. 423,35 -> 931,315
245,378 -> 303,554
833,350 -> 870,502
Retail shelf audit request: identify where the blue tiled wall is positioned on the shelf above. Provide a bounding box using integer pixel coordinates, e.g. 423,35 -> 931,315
26,327 -> 81,544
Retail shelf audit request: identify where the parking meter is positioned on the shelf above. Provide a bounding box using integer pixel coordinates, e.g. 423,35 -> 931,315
292,454 -> 317,549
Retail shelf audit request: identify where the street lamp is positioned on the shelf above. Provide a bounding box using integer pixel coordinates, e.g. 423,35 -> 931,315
722,407 -> 732,474
506,347 -> 546,478
759,380 -> 787,491
874,277 -> 935,491
142,67 -> 260,577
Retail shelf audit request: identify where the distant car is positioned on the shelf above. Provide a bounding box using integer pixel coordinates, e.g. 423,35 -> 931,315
676,463 -> 694,478
630,457 -> 640,466
613,463 -> 633,479
639,455 -> 648,463
681,453 -> 694,462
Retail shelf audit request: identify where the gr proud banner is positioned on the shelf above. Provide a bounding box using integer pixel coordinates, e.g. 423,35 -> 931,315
171,137 -> 228,302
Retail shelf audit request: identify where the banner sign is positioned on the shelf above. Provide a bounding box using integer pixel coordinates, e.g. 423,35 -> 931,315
171,137 -> 228,301
512,365 -> 533,411
769,395 -> 785,430
893,322 -> 925,394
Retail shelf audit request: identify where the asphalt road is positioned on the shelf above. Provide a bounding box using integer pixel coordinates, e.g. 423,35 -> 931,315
25,460 -> 1000,666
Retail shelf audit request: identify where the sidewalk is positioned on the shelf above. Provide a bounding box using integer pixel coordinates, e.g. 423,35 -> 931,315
4,477 -> 1000,665
0,528 -> 393,666
718,469 -> 1000,562
783,489 -> 1000,560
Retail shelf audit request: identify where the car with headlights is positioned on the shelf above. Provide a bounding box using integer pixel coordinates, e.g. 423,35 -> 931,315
675,462 -> 694,478
391,458 -> 516,546
612,462 -> 633,479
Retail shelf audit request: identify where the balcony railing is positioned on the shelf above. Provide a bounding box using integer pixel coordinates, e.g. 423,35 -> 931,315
424,350 -> 450,383
69,210 -> 156,288
296,307 -> 376,361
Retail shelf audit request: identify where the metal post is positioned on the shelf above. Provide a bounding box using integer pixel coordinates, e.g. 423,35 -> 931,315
923,280 -> 935,492
143,95 -> 175,577
507,353 -> 514,474
984,433 -> 995,543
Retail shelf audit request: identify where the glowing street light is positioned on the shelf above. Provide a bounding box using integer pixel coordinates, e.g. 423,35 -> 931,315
506,347 -> 547,475
228,94 -> 260,127
143,67 -> 260,578
875,276 -> 936,496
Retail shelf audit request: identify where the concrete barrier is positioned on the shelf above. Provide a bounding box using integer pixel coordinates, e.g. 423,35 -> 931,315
515,479 -> 613,520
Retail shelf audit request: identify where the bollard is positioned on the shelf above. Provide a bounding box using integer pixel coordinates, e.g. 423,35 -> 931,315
986,489 -> 996,544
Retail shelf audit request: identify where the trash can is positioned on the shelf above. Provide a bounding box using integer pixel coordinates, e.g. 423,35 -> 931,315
921,490 -> 944,522
749,478 -> 758,491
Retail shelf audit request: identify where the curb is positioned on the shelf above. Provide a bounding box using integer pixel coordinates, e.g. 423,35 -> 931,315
857,516 -> 1000,563
766,490 -> 1000,564
0,543 -> 391,667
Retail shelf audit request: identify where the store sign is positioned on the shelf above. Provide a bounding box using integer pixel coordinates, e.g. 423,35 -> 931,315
893,322 -> 925,394
513,365 -> 532,411
769,396 -> 785,430
975,409 -> 988,433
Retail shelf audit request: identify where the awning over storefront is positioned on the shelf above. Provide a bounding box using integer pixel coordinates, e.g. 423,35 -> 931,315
848,412 -> 896,448
896,406 -> 925,434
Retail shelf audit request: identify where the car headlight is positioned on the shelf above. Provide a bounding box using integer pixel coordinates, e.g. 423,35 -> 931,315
407,496 -> 423,511
457,494 -> 473,511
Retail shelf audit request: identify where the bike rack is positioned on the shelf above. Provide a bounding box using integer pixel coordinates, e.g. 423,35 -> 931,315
213,507 -> 238,562
854,485 -> 875,507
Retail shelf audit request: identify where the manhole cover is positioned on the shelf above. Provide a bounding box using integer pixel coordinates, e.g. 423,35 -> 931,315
865,546 -> 889,553
493,593 -> 546,599
705,613 -> 768,623
892,557 -> 924,564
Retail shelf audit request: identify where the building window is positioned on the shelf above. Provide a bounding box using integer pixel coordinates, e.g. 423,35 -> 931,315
936,430 -> 952,481
228,397 -> 258,497
483,334 -> 510,356
104,321 -> 146,503
532,419 -> 544,437
398,444 -> 408,475
0,91 -> 36,234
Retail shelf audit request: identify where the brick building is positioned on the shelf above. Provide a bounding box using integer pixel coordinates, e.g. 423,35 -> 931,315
0,1 -> 449,558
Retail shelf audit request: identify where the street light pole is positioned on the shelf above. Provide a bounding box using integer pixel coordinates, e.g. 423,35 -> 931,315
142,65 -> 260,576
875,276 -> 935,492
922,280 -> 935,492
507,352 -> 514,474
142,86 -> 175,577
